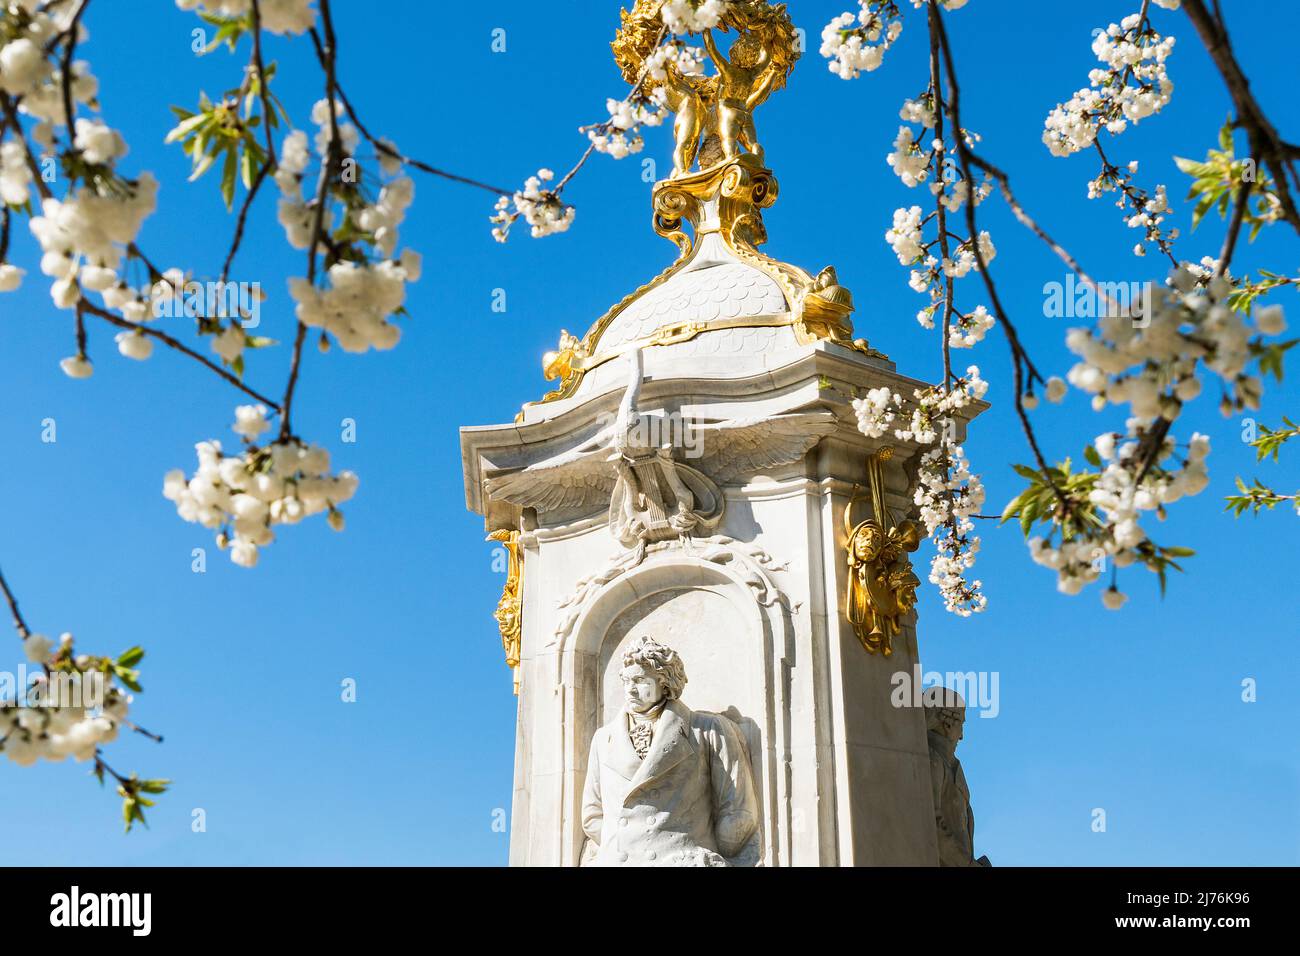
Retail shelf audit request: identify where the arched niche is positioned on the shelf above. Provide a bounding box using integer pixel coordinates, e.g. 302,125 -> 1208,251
558,549 -> 795,866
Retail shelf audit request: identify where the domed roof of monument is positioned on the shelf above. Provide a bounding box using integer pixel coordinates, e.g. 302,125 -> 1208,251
572,231 -> 797,398
597,234 -> 790,350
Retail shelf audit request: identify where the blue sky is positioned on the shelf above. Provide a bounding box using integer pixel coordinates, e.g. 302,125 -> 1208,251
0,0 -> 1295,865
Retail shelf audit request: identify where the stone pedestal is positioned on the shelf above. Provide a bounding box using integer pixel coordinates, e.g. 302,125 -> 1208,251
462,224 -> 980,864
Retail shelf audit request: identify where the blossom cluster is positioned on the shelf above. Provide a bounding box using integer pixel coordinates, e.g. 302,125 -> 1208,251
851,386 -> 900,438
1088,160 -> 1178,258
1,633 -> 131,767
1042,10 -> 1177,158
820,1 -> 970,80
0,2 -> 96,150
276,103 -> 421,352
880,90 -> 997,343
852,369 -> 989,615
1027,425 -> 1208,603
491,168 -> 575,242
820,1 -> 903,80
1065,261 -> 1282,421
586,91 -> 669,159
289,253 -> 420,353
28,163 -> 159,311
661,0 -> 728,36
1024,258 -> 1286,603
0,9 -> 190,374
917,439 -> 986,616
645,40 -> 707,83
906,370 -> 988,616
163,405 -> 358,568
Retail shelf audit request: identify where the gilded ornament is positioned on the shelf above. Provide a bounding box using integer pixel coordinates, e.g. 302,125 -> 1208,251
487,528 -> 524,694
845,447 -> 922,656
517,0 -> 887,422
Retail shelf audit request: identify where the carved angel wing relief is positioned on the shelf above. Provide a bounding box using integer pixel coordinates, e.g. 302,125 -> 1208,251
482,440 -> 619,516
690,411 -> 839,485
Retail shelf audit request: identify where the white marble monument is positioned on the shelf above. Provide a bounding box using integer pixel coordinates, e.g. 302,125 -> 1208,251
460,0 -> 986,866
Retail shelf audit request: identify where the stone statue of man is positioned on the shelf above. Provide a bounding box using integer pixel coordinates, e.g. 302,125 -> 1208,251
924,685 -> 990,867
581,635 -> 761,866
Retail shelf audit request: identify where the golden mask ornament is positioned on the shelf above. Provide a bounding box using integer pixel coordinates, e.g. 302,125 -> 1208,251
845,447 -> 922,657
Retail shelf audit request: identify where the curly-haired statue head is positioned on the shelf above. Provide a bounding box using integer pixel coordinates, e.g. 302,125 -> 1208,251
923,685 -> 966,742
620,635 -> 688,714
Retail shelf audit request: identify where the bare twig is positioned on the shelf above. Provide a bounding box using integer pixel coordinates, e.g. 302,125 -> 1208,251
81,300 -> 281,408
58,0 -> 91,152
930,0 -> 1069,510
0,565 -> 33,640
926,20 -> 955,388
219,160 -> 271,284
330,80 -> 510,195
248,0 -> 278,166
1215,175 -> 1252,277
281,5 -> 345,440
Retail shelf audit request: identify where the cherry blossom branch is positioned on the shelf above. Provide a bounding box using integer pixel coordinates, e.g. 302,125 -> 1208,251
219,160 -> 271,285
57,0 -> 90,152
926,19 -> 955,388
1092,137 -> 1178,267
80,300 -> 281,408
281,4 -> 344,440
248,0 -> 278,166
329,77 -> 509,196
1216,176 -> 1252,278
929,1 -> 1065,508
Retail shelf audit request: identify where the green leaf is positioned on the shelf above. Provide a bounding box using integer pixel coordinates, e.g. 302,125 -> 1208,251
1219,116 -> 1234,152
116,646 -> 145,668
1191,193 -> 1215,230
113,665 -> 142,693
1173,156 -> 1209,177
1019,497 -> 1036,536
220,146 -> 238,210
189,148 -> 218,182
164,112 -> 209,144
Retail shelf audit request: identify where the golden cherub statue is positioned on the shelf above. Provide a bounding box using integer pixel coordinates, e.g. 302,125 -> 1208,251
611,1 -> 799,180
661,65 -> 709,177
702,29 -> 780,165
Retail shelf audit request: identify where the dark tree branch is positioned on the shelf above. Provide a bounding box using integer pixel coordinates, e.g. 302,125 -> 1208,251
1183,0 -> 1300,234
0,566 -> 33,640
81,300 -> 281,408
